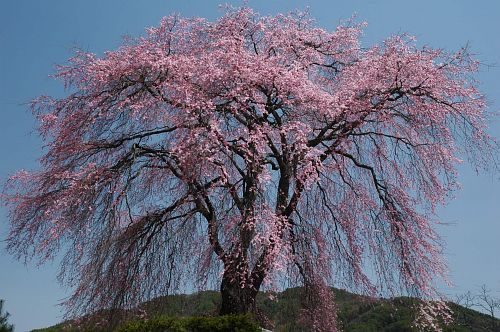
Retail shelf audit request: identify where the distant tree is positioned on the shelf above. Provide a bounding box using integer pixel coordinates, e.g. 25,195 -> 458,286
454,290 -> 477,327
455,290 -> 476,310
0,300 -> 14,332
476,285 -> 500,329
2,6 -> 496,331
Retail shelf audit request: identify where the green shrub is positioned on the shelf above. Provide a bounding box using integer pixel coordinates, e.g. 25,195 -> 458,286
117,316 -> 185,332
117,314 -> 260,332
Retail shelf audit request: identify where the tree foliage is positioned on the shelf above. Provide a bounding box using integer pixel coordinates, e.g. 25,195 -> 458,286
3,6 -> 495,331
0,300 -> 14,332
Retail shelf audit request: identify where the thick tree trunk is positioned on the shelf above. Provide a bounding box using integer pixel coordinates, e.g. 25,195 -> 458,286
219,268 -> 275,329
219,275 -> 256,315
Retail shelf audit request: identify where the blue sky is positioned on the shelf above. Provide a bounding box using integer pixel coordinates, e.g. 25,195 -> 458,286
1,1 -> 499,331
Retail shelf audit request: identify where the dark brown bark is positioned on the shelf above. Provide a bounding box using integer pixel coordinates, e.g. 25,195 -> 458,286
219,271 -> 274,329
219,275 -> 257,315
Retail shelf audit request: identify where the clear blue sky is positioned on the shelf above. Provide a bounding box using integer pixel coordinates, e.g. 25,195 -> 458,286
1,1 -> 499,331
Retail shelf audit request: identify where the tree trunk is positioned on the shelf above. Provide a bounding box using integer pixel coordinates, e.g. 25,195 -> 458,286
219,275 -> 275,329
219,274 -> 256,315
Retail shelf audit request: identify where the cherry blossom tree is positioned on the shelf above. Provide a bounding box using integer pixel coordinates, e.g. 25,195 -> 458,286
2,7 -> 496,331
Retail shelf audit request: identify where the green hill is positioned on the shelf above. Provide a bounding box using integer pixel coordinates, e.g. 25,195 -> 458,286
33,288 -> 499,331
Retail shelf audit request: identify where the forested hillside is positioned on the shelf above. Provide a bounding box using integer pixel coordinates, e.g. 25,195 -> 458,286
34,288 -> 499,331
